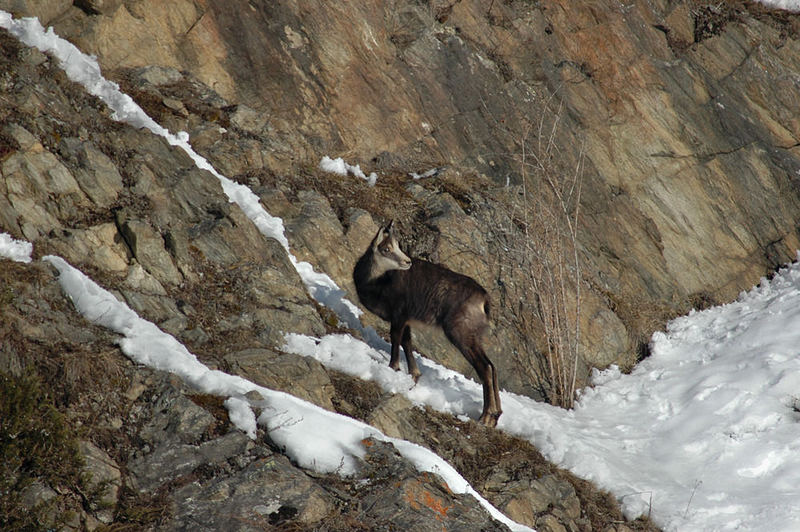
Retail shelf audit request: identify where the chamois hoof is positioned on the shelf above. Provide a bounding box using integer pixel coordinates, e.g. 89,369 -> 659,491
479,411 -> 501,428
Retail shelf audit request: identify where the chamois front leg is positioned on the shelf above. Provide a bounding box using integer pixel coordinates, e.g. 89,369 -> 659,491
388,321 -> 404,372
389,321 -> 421,381
401,325 -> 421,382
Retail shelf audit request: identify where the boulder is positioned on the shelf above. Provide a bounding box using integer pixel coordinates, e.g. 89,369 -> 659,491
167,451 -> 333,529
224,348 -> 336,410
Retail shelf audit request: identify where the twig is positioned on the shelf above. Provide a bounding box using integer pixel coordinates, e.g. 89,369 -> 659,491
684,479 -> 702,518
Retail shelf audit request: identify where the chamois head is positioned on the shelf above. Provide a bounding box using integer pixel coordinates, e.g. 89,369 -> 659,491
369,220 -> 412,279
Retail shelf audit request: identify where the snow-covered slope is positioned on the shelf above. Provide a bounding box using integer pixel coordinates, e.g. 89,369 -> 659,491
285,260 -> 800,530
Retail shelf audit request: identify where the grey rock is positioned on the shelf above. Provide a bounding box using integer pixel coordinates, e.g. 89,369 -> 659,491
117,216 -> 183,286
229,104 -> 268,134
167,451 -> 332,530
49,223 -> 130,274
486,473 -> 582,529
129,431 -> 251,493
537,514 -> 568,532
119,287 -> 183,323
136,381 -> 216,446
344,207 -> 379,254
3,123 -> 38,150
79,440 -> 121,523
58,137 -> 123,207
19,45 -> 49,67
285,190 -> 353,286
162,96 -> 188,116
366,394 -> 418,440
225,348 -> 335,410
17,481 -> 60,530
244,389 -> 264,402
181,325 -> 210,345
19,480 -> 57,508
129,65 -> 184,87
123,261 -> 167,295
356,438 -> 511,531
2,133 -> 84,239
197,136 -> 265,177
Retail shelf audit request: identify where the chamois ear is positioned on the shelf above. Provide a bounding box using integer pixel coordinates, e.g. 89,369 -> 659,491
372,223 -> 388,249
378,220 -> 397,239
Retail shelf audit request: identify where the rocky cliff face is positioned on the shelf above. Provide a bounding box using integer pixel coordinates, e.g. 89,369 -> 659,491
8,0 -> 800,380
2,0 -> 800,530
0,23 -> 654,532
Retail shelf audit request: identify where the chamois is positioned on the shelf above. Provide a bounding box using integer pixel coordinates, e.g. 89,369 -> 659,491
353,220 -> 502,426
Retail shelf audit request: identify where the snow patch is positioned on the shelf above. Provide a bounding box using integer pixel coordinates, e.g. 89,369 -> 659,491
319,156 -> 378,186
0,232 -> 33,263
224,396 -> 258,440
409,167 -> 440,180
756,0 -> 800,11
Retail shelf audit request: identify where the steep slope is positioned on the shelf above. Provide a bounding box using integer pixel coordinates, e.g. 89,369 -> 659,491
5,0 -> 800,396
0,21 -> 656,531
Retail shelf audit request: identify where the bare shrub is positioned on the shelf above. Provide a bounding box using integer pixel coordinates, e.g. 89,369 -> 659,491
488,94 -> 585,408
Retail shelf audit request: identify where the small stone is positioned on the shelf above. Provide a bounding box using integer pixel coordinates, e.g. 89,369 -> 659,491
182,326 -> 209,345
536,514 -> 568,532
125,261 -> 168,295
131,65 -> 184,87
19,480 -> 57,508
229,104 -> 267,134
245,389 -> 265,402
124,375 -> 148,402
163,97 -> 189,116
367,395 -> 417,440
59,138 -> 124,207
225,349 -> 336,410
117,217 -> 183,285
2,123 -> 38,151
83,511 -> 104,531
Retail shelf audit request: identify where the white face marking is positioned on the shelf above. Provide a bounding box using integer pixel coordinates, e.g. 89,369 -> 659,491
369,227 -> 411,278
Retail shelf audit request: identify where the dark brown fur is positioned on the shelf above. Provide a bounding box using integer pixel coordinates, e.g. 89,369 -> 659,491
353,224 -> 502,426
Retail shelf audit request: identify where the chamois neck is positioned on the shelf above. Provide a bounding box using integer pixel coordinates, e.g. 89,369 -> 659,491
367,258 -> 395,281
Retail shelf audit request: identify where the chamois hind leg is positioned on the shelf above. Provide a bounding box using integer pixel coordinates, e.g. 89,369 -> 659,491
473,347 -> 502,427
491,356 -> 501,421
445,329 -> 502,427
401,325 -> 421,381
